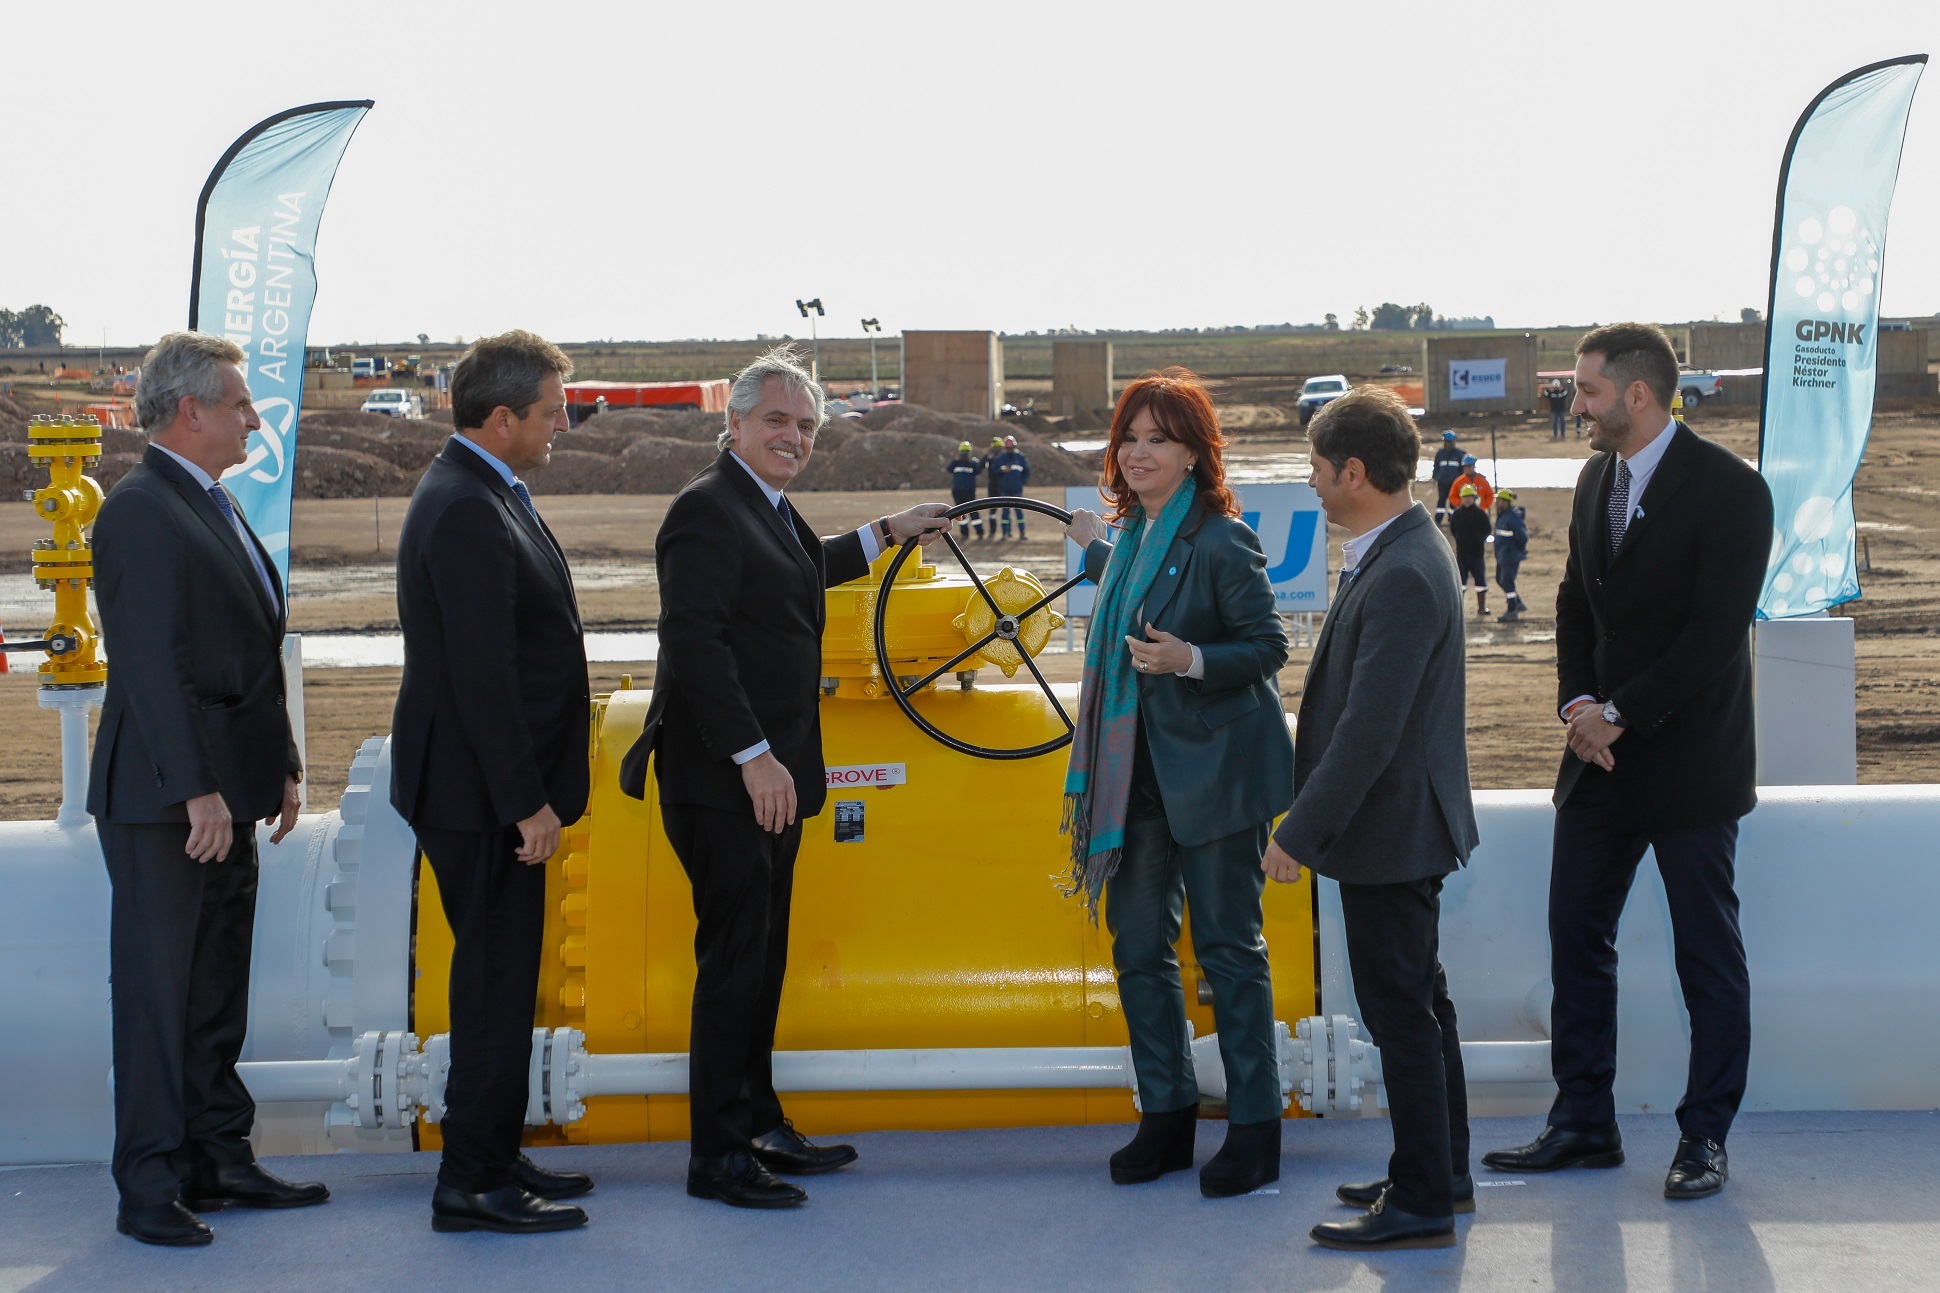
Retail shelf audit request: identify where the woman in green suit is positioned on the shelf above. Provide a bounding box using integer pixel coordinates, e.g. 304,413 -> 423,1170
1063,368 -> 1294,1197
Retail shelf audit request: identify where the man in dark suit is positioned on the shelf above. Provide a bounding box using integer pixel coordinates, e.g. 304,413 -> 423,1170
1483,323 -> 1773,1201
391,331 -> 592,1234
1264,385 -> 1480,1251
619,347 -> 946,1208
90,331 -> 326,1246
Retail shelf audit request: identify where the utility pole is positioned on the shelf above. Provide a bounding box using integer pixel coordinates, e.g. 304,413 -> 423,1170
795,298 -> 824,382
861,317 -> 882,398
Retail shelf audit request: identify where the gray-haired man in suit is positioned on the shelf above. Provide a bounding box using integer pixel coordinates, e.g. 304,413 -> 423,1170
1264,385 -> 1480,1251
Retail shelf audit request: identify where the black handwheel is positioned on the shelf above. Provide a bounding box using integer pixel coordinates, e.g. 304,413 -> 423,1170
873,496 -> 1087,760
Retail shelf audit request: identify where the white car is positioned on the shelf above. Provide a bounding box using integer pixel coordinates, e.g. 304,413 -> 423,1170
1297,374 -> 1350,425
360,389 -> 423,419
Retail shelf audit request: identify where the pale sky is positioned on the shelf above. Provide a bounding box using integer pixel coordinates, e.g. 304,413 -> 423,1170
10,0 -> 1940,348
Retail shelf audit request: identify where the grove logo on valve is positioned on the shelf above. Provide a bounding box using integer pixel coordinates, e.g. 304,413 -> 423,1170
826,763 -> 908,788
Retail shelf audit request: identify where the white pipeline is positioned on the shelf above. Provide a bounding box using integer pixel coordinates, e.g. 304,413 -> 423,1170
577,1046 -> 1139,1098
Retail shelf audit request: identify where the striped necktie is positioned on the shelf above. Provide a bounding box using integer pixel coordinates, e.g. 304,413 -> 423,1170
1607,458 -> 1632,556
207,484 -> 280,611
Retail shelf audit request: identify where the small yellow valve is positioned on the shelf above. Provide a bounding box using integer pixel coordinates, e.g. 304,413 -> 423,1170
27,416 -> 106,688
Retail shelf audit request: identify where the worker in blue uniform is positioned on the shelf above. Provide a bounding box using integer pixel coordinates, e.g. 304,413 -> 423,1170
1430,431 -> 1465,527
948,441 -> 985,540
1493,488 -> 1529,622
990,434 -> 1031,539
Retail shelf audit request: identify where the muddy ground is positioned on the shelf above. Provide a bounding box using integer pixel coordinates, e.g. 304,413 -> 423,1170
2,389 -> 1935,818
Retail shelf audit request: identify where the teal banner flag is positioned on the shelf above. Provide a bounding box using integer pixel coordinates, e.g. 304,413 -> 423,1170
1758,58 -> 1923,619
188,100 -> 372,589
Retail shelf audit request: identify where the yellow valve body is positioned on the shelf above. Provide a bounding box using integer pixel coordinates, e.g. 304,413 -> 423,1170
27,417 -> 106,688
413,556 -> 1315,1146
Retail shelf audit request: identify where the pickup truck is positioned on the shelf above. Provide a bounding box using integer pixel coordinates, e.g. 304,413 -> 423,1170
360,388 -> 424,419
1677,370 -> 1725,409
1296,374 -> 1350,424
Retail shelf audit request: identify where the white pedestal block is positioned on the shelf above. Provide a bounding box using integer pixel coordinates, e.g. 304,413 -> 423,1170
1754,616 -> 1856,785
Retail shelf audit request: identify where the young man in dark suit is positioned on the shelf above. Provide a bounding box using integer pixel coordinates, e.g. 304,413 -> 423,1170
619,347 -> 947,1208
90,332 -> 325,1246
391,331 -> 592,1234
1483,324 -> 1773,1200
1264,385 -> 1479,1251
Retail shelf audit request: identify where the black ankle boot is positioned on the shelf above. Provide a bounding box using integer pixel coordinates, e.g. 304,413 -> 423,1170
1109,1104 -> 1198,1184
1200,1119 -> 1281,1198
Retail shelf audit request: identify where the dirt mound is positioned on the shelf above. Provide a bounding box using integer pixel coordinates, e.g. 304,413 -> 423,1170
294,446 -> 417,497
612,439 -> 720,494
580,408 -> 721,444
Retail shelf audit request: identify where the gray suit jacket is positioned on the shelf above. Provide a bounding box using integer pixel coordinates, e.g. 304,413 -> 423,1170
1083,495 -> 1293,846
1274,503 -> 1478,884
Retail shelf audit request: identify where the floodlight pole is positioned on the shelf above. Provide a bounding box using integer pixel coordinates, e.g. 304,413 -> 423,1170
861,317 -> 882,397
796,297 -> 824,382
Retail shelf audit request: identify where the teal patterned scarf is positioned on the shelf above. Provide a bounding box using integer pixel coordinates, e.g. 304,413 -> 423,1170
1061,484 -> 1196,914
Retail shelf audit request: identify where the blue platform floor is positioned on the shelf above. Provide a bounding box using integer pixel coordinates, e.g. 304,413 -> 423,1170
2,1111 -> 1935,1293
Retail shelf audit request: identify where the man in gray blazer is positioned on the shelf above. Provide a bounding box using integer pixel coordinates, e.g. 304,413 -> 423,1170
1264,386 -> 1480,1251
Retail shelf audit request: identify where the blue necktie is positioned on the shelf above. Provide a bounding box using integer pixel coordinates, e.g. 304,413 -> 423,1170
207,484 -> 280,612
1337,565 -> 1356,598
511,479 -> 542,524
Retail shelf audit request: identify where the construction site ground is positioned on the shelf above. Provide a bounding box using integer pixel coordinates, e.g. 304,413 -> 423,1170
1,388 -> 1936,818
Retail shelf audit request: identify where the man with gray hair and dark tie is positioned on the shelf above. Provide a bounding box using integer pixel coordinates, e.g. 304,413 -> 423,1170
90,331 -> 325,1246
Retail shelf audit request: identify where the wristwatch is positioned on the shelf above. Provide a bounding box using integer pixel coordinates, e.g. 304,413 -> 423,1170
877,517 -> 896,549
1601,701 -> 1625,728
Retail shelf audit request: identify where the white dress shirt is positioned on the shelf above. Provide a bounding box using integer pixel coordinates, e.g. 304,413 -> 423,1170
725,451 -> 883,765
1340,508 -> 1406,577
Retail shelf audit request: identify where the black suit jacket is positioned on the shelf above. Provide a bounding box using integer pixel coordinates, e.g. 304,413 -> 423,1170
87,445 -> 300,824
1553,423 -> 1774,830
1080,496 -> 1293,846
619,452 -> 869,818
390,439 -> 590,831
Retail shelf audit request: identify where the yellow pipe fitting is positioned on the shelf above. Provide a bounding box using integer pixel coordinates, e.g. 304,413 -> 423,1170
26,416 -> 106,688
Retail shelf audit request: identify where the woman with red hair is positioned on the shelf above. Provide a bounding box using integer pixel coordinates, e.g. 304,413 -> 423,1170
1061,368 -> 1294,1197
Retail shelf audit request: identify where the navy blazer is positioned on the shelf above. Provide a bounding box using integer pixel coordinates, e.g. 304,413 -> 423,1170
87,445 -> 300,824
1082,494 -> 1293,847
1275,503 -> 1479,884
390,438 -> 590,831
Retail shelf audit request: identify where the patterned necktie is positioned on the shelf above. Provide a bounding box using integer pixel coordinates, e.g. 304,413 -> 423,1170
510,479 -> 542,524
1337,565 -> 1356,599
1607,458 -> 1632,556
207,484 -> 280,611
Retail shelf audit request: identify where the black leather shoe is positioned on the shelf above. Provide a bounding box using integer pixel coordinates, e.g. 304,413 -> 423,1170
1664,1136 -> 1727,1200
1481,1124 -> 1624,1173
1312,1194 -> 1457,1250
687,1150 -> 808,1209
182,1162 -> 329,1211
117,1201 -> 213,1247
749,1119 -> 857,1175
512,1153 -> 593,1201
431,1183 -> 587,1234
1109,1104 -> 1197,1185
1199,1119 -> 1280,1198
1337,1173 -> 1476,1214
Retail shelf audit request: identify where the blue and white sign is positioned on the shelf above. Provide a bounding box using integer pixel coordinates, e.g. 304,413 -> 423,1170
1447,358 -> 1506,402
1063,482 -> 1328,617
1758,57 -> 1924,619
189,100 -> 372,590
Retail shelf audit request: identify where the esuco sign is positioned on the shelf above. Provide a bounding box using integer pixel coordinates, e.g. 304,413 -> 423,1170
825,763 -> 908,788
